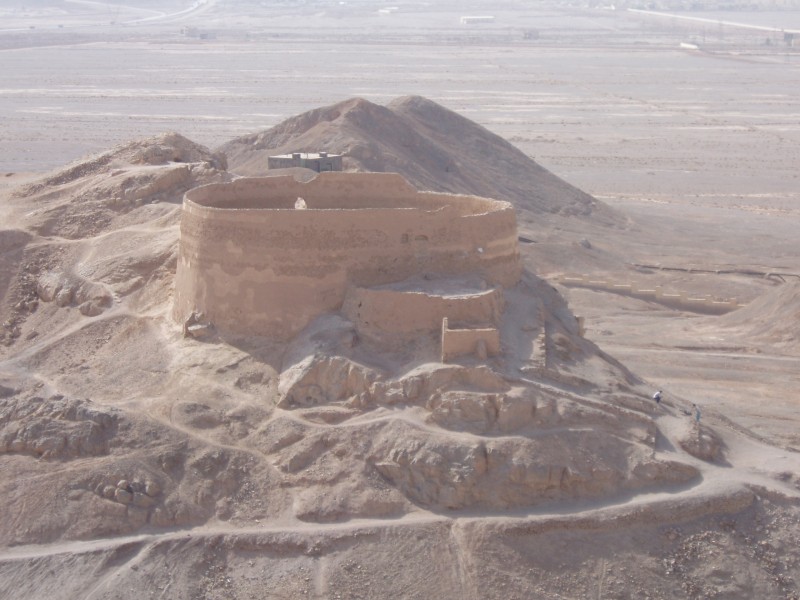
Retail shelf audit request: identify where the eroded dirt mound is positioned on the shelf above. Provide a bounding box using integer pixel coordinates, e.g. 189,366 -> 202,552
211,269 -> 704,523
1,124 -> 797,599
715,280 -> 800,353
0,240 -> 706,544
17,131 -> 226,195
11,132 -> 227,240
0,388 -> 118,460
219,96 -> 623,227
0,373 -> 287,547
678,421 -> 726,463
0,133 -> 229,348
2,485 -> 797,600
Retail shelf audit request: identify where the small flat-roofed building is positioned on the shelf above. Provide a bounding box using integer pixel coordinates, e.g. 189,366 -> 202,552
268,152 -> 343,173
460,15 -> 495,25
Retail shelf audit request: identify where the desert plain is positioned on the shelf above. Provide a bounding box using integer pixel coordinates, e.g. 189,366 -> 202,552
1,1 -> 800,598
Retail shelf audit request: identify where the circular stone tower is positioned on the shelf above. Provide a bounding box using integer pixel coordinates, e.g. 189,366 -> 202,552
173,172 -> 521,340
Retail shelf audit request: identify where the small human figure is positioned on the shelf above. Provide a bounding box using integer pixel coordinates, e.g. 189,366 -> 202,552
653,390 -> 662,405
693,403 -> 701,424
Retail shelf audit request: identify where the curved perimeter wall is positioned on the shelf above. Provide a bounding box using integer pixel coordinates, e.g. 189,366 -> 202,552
174,172 -> 521,340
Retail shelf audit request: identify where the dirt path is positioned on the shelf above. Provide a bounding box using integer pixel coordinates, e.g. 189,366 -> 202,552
2,413 -> 797,564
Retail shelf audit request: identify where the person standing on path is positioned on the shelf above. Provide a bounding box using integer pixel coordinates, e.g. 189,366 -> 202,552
653,390 -> 662,405
693,403 -> 701,423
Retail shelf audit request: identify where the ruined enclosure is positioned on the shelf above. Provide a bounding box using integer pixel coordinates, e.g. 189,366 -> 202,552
174,172 -> 521,341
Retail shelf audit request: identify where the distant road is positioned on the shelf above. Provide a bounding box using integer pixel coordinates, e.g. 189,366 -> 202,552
120,0 -> 217,25
0,0 -> 214,32
627,8 -> 800,35
65,0 -> 163,18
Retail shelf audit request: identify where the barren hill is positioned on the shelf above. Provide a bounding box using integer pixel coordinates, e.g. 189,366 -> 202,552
220,96 -> 624,231
0,116 -> 799,599
713,280 -> 800,353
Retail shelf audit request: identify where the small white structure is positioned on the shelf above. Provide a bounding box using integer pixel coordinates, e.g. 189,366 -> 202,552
460,15 -> 495,25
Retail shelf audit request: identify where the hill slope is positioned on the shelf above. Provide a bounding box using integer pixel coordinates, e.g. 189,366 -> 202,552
220,96 -> 624,231
1,118 -> 799,599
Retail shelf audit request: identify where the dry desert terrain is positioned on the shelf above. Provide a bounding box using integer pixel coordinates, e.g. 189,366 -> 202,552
1,1 -> 799,598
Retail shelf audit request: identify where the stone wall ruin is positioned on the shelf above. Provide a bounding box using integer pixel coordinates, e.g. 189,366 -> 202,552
173,172 -> 521,342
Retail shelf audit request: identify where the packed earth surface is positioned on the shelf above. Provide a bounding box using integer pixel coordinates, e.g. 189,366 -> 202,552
1,2 -> 799,599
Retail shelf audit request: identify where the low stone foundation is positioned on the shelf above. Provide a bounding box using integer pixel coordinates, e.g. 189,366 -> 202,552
342,276 -> 503,343
441,317 -> 501,362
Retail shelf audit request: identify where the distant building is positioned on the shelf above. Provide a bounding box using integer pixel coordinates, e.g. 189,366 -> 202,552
181,27 -> 215,40
460,16 -> 495,25
267,152 -> 343,173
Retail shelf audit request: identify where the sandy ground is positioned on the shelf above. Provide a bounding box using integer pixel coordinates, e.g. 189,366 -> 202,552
1,1 -> 799,598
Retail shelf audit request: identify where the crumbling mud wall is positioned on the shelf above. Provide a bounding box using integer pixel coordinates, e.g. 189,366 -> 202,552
173,172 -> 521,340
441,318 -> 501,362
342,285 -> 504,339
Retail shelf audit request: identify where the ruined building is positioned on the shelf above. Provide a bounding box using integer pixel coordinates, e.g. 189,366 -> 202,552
173,172 -> 521,359
267,151 -> 342,173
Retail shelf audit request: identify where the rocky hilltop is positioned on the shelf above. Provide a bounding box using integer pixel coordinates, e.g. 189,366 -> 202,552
0,100 -> 798,600
221,95 -> 636,276
221,95 -> 623,226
